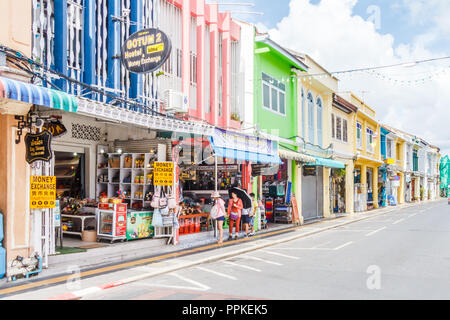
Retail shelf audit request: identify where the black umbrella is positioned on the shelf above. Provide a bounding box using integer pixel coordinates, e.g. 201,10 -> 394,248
228,187 -> 252,209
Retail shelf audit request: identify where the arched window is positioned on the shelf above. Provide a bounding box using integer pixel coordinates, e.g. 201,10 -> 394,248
307,92 -> 314,144
316,96 -> 323,147
301,88 -> 305,138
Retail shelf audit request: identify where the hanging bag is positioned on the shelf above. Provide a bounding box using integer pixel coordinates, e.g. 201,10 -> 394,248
159,187 -> 168,208
167,186 -> 177,209
151,209 -> 163,227
151,186 -> 161,209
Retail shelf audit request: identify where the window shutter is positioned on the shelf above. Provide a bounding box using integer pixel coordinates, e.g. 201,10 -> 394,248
331,114 -> 335,139
343,119 -> 348,142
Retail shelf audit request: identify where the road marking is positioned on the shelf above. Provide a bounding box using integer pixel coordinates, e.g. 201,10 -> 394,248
393,219 -> 405,225
194,266 -> 237,280
242,256 -> 283,266
333,241 -> 353,250
313,241 -> 333,248
169,273 -> 211,291
409,213 -> 418,218
365,227 -> 387,237
273,247 -> 332,250
223,261 -> 261,272
261,250 -> 300,260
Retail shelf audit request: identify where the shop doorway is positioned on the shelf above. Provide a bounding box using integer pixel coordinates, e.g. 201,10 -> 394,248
330,168 -> 346,214
302,166 -> 324,221
54,151 -> 86,199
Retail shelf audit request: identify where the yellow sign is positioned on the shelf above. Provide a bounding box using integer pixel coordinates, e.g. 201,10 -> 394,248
30,176 -> 56,209
153,162 -> 174,186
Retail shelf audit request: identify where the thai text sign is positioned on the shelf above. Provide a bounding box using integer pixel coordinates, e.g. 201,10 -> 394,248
121,28 -> 172,74
30,176 -> 56,209
153,162 -> 174,186
25,130 -> 53,164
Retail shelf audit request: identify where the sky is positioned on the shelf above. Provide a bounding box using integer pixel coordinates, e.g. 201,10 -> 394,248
213,0 -> 450,157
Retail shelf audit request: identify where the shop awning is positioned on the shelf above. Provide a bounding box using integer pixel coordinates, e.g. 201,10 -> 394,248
0,76 -> 78,112
306,156 -> 346,169
209,128 -> 282,164
278,147 -> 316,163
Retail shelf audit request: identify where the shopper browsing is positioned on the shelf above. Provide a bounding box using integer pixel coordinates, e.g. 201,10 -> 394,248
249,193 -> 258,236
227,192 -> 243,240
211,192 -> 226,245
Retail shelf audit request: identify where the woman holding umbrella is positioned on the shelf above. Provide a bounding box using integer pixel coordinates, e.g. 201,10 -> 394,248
227,191 -> 243,240
227,187 -> 252,240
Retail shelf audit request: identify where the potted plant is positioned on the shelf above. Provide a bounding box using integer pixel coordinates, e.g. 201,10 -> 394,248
420,187 -> 425,201
230,113 -> 241,129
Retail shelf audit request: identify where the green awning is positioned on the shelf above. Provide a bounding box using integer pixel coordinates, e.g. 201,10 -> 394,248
306,156 -> 345,169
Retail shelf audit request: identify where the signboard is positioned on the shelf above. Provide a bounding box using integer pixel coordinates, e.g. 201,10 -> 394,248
126,211 -> 154,240
211,128 -> 277,156
25,130 -> 53,164
30,176 -> 56,209
121,28 -> 172,74
54,200 -> 61,227
43,120 -> 67,138
303,166 -> 317,176
153,162 -> 174,186
115,204 -> 127,237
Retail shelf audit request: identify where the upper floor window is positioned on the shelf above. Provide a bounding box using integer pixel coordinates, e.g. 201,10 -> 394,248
387,139 -> 392,158
307,92 -> 314,144
366,128 -> 374,153
316,97 -> 323,146
356,122 -> 362,149
262,73 -> 286,116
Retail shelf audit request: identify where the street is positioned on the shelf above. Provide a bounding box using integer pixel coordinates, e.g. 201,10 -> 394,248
2,200 -> 449,300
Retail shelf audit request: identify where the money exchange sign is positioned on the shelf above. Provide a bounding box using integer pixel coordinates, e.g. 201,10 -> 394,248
30,176 -> 56,209
153,162 -> 174,186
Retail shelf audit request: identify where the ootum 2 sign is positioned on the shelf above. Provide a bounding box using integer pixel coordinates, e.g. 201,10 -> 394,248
121,28 -> 172,74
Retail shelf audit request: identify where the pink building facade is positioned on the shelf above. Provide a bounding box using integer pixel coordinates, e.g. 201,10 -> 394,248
163,0 -> 241,130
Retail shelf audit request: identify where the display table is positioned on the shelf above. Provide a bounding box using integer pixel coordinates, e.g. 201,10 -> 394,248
61,214 -> 97,238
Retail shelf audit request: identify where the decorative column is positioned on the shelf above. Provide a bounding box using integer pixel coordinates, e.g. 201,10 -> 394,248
373,167 -> 379,208
181,0 -> 191,108
196,0 -> 205,120
361,164 -> 367,210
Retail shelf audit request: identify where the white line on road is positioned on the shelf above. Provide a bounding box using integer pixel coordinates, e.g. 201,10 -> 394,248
274,247 -> 332,250
169,272 -> 211,291
223,261 -> 262,272
242,255 -> 283,266
393,219 -> 405,225
261,250 -> 300,260
333,241 -> 353,250
365,227 -> 387,237
194,266 -> 238,280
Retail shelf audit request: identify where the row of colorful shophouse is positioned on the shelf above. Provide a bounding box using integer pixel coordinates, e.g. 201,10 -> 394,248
0,0 -> 443,279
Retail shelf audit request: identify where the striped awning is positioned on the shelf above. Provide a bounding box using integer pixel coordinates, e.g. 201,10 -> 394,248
278,147 -> 316,163
0,76 -> 78,112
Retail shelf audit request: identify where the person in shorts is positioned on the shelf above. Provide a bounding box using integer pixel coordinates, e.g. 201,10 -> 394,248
248,193 -> 257,236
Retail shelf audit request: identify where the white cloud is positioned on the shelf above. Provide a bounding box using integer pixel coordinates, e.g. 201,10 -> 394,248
265,0 -> 450,155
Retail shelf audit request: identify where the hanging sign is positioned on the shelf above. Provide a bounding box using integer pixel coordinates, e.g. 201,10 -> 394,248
54,200 -> 61,227
25,130 -> 53,164
30,176 -> 56,209
121,28 -> 172,74
43,120 -> 67,138
303,166 -> 317,176
153,162 -> 174,186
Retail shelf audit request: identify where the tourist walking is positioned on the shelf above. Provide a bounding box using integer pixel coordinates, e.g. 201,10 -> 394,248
210,192 -> 226,244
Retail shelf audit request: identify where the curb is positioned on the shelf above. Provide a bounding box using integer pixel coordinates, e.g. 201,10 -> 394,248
47,202 -> 424,300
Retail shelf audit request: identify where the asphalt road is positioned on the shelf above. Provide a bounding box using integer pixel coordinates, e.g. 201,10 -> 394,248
4,200 -> 449,300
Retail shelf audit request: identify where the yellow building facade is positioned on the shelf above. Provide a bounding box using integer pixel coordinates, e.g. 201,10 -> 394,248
344,93 -> 383,212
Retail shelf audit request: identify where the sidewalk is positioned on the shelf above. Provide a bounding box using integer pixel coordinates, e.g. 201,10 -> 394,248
0,199 -> 441,291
